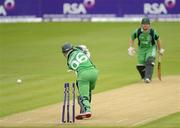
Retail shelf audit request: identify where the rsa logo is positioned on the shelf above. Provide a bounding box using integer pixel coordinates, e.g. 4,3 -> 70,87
63,0 -> 95,14
0,0 -> 15,16
144,0 -> 176,14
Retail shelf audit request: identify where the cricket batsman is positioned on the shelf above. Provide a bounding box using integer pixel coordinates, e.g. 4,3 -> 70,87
128,17 -> 165,83
62,43 -> 98,120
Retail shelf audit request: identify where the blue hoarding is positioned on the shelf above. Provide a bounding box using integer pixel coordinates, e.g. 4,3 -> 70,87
0,0 -> 180,21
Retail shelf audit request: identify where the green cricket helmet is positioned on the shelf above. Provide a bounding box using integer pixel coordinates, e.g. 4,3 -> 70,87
141,17 -> 150,24
62,43 -> 73,53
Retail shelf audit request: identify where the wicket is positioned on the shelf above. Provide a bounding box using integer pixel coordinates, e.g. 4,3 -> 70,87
61,82 -> 75,123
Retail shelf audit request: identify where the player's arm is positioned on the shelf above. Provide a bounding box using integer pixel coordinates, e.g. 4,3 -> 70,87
67,62 -> 74,72
157,38 -> 161,51
157,39 -> 165,55
128,30 -> 137,56
130,38 -> 135,47
154,31 -> 165,55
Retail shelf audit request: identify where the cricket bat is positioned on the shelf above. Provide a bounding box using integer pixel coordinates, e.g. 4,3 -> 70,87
157,55 -> 162,81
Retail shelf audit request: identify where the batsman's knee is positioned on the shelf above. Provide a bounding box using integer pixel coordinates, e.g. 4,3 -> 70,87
146,57 -> 155,66
145,57 -> 155,80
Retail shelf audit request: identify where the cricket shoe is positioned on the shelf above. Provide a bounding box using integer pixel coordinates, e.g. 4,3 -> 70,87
75,112 -> 91,120
144,78 -> 151,83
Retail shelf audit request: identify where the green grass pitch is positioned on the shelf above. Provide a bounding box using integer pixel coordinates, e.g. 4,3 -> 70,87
0,22 -> 180,128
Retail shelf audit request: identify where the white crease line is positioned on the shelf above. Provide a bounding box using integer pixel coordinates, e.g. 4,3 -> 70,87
16,118 -> 32,123
116,119 -> 129,123
132,118 -> 152,126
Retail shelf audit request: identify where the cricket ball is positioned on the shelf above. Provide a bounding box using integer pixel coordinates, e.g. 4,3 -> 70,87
17,79 -> 22,84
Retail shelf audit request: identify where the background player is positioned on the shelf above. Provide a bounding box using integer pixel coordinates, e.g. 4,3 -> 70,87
128,17 -> 165,83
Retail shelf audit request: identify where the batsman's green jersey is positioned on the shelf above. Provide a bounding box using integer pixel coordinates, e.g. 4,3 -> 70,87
131,28 -> 159,65
67,48 -> 98,112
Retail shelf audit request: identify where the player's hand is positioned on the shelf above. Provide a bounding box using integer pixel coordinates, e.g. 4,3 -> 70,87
159,48 -> 165,56
128,47 -> 136,56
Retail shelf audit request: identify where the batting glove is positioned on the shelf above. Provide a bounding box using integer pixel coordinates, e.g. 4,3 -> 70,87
128,47 -> 136,56
67,69 -> 73,72
159,48 -> 165,56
